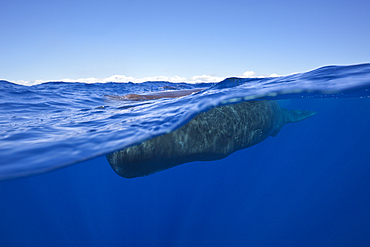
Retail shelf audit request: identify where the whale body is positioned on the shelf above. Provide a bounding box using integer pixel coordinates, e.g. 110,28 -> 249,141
107,100 -> 316,178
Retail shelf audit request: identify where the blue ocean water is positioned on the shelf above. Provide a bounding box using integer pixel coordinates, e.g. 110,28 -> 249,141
1,64 -> 370,246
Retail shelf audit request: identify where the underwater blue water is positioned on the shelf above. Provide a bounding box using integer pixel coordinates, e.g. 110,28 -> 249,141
1,63 -> 370,246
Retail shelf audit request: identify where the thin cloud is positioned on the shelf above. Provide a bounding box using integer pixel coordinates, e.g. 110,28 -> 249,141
9,71 -> 280,86
239,71 -> 281,78
62,74 -> 225,84
240,71 -> 257,78
190,75 -> 227,83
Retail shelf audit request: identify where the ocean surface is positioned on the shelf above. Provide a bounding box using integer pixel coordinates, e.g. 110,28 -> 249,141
1,63 -> 370,246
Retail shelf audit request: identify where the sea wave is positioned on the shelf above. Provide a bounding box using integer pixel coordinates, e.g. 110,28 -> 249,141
0,63 -> 369,180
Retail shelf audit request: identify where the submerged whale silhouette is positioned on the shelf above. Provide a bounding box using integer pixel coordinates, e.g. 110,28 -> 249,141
107,94 -> 317,178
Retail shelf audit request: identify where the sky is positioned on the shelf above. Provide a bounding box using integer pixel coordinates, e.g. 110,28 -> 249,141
1,0 -> 369,85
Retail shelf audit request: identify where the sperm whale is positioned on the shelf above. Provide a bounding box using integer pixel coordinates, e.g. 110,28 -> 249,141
106,99 -> 316,178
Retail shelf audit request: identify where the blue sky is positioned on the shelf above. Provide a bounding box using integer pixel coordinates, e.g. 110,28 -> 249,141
1,0 -> 369,84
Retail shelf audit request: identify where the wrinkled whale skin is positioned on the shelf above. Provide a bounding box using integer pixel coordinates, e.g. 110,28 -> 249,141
107,100 -> 315,178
